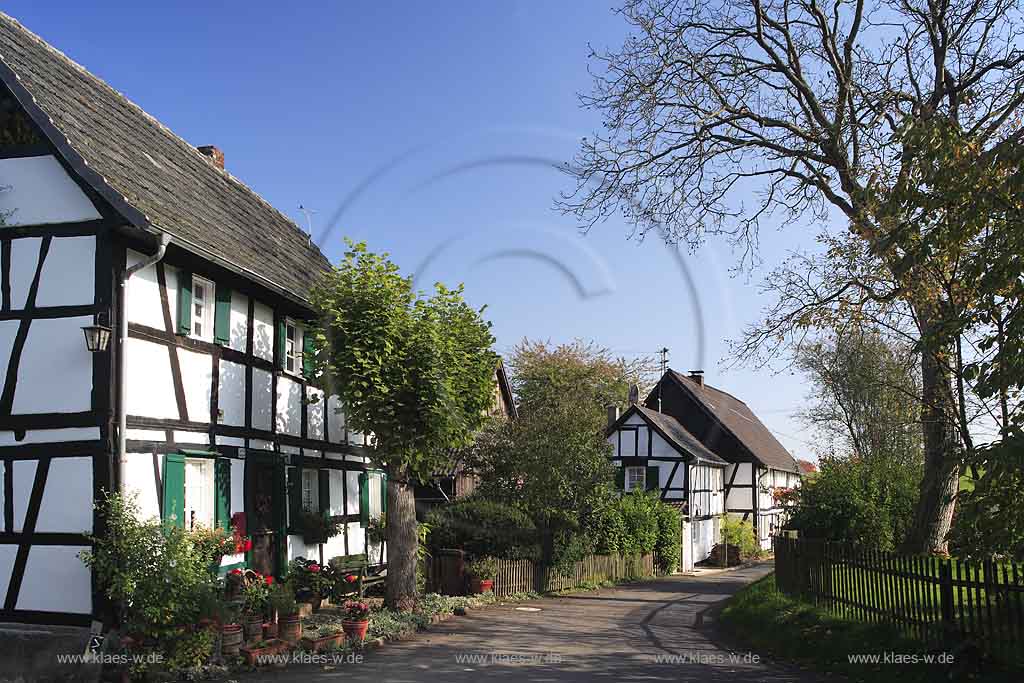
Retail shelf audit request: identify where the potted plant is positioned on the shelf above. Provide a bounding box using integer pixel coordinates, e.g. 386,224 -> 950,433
289,557 -> 331,610
367,514 -> 387,564
239,638 -> 289,666
240,570 -> 272,643
297,510 -> 342,545
466,556 -> 499,594
265,582 -> 296,640
341,600 -> 371,642
300,624 -> 344,652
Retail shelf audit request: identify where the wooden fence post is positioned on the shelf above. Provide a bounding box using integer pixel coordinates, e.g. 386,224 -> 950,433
939,560 -> 956,649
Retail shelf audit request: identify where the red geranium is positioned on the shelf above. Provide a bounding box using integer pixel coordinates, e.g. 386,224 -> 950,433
309,563 -> 321,573
345,574 -> 357,583
265,575 -> 274,585
229,568 -> 242,576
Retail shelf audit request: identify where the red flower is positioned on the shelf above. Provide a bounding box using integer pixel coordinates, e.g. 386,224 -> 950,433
309,563 -> 321,573
229,568 -> 242,576
265,575 -> 274,585
242,539 -> 253,552
345,574 -> 357,583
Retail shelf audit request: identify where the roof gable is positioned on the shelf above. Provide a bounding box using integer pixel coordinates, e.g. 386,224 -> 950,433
0,13 -> 330,301
608,405 -> 727,465
661,370 -> 799,472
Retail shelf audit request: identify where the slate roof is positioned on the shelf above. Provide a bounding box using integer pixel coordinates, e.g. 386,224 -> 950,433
0,13 -> 331,301
612,405 -> 727,466
667,370 -> 799,472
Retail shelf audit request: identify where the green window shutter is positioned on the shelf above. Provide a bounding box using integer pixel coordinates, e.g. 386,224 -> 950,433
614,467 -> 625,490
380,472 -> 387,515
215,458 -> 231,530
358,472 -> 369,527
288,461 -> 302,529
162,453 -> 186,527
302,330 -> 315,379
177,271 -> 193,336
275,318 -> 286,370
645,466 -> 659,491
318,469 -> 331,518
214,284 -> 232,345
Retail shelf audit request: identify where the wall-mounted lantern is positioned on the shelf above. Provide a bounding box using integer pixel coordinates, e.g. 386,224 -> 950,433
82,314 -> 112,353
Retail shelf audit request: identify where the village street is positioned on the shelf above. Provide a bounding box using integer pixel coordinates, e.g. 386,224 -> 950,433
242,563 -> 823,683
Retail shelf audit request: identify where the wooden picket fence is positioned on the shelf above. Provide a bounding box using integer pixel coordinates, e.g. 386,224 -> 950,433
774,537 -> 1024,664
428,551 -> 656,597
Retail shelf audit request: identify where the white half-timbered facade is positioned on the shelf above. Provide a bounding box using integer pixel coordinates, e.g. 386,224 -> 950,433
0,14 -> 387,627
606,404 -> 726,563
645,370 -> 801,551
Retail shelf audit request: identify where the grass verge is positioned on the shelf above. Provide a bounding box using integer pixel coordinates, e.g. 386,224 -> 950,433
717,573 -> 1019,683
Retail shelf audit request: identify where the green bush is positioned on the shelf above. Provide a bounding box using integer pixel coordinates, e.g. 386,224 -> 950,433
654,502 -> 681,573
617,491 -> 659,556
782,454 -> 918,551
721,515 -> 760,559
426,497 -> 538,559
80,492 -> 223,638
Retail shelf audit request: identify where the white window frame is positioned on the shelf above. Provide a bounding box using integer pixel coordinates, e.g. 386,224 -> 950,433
191,275 -> 215,342
301,468 -> 319,512
184,457 -> 215,530
624,466 -> 646,493
284,318 -> 302,376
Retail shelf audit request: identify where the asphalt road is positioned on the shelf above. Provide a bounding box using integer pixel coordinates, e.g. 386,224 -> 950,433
240,563 -> 824,682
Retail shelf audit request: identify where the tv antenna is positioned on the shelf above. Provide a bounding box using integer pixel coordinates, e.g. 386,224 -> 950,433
298,204 -> 318,245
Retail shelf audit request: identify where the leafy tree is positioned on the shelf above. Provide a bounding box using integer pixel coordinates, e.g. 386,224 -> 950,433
561,0 -> 1024,554
425,497 -> 538,559
795,331 -> 924,472
310,242 -> 497,608
468,401 -> 616,571
509,339 -> 656,424
785,331 -> 922,549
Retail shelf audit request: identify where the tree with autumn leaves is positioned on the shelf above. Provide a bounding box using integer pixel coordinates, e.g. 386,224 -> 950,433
562,0 -> 1024,554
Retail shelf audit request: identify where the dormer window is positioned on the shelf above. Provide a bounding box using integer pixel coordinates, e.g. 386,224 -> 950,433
191,275 -> 214,342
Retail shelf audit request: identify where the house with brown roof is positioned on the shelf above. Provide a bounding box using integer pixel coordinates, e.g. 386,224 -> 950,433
0,12 -> 393,627
606,369 -> 801,562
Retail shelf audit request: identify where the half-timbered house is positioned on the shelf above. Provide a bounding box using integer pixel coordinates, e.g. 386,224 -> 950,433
0,13 -> 386,627
606,403 -> 727,563
645,370 -> 801,550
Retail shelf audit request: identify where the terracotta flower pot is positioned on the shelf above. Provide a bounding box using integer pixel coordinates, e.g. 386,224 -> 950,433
342,619 -> 369,642
300,632 -> 343,652
221,623 -> 243,658
263,621 -> 279,640
243,615 -> 263,644
470,578 -> 494,594
279,612 -> 302,643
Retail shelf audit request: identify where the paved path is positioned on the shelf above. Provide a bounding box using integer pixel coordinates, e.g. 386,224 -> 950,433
243,563 -> 824,682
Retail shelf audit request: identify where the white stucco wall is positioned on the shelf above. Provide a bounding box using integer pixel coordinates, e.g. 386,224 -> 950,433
12,316 -> 93,414
218,359 -> 246,426
18,545 -> 92,614
125,337 -> 177,419
34,456 -> 93,534
35,236 -> 95,307
0,155 -> 101,226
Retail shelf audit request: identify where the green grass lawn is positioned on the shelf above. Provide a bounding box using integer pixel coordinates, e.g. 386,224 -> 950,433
719,573 -> 1021,683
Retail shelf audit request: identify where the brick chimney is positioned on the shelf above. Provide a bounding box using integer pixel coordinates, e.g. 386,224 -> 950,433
606,404 -> 620,431
688,370 -> 705,387
197,145 -> 224,169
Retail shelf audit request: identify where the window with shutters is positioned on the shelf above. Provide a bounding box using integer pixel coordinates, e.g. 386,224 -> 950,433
191,275 -> 215,341
184,458 -> 215,529
368,472 -> 382,518
284,319 -> 302,375
301,468 -> 319,512
624,466 -> 646,492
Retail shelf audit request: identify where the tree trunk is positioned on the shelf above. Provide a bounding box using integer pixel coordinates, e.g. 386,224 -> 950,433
901,312 -> 961,555
384,471 -> 418,610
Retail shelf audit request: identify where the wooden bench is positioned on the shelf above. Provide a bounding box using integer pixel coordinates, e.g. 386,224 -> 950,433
328,553 -> 383,598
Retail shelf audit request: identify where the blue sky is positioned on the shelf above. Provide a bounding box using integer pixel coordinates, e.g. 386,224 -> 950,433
7,1 -> 822,459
